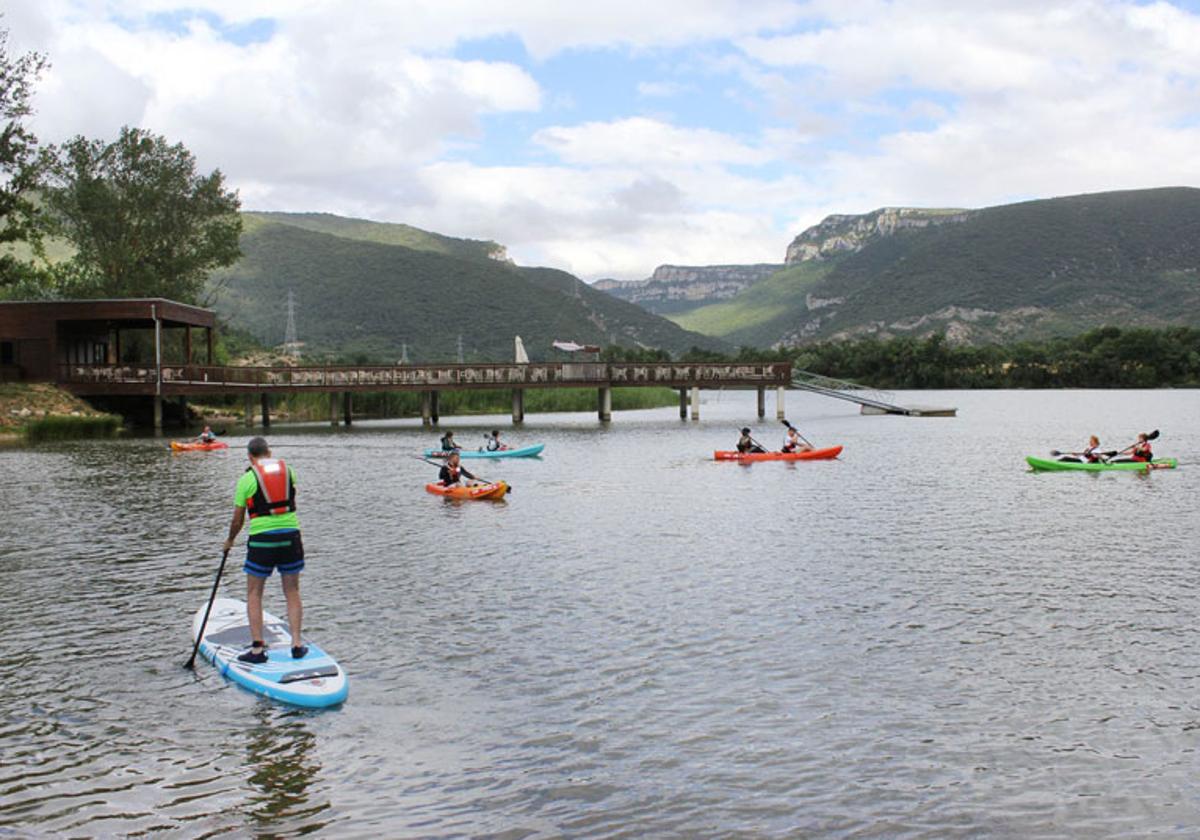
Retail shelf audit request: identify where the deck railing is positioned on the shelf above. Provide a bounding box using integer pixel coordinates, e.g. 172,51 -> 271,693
57,361 -> 791,391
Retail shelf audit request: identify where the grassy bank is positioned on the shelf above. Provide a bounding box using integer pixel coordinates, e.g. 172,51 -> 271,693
0,383 -> 123,442
231,386 -> 681,422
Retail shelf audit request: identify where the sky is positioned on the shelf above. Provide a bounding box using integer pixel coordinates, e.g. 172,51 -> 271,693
6,0 -> 1200,280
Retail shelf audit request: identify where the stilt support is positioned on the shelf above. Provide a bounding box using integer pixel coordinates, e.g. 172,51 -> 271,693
679,388 -> 688,420
512,388 -> 525,424
757,386 -> 765,418
421,391 -> 432,427
430,390 -> 440,425
598,387 -> 612,422
260,393 -> 271,429
341,391 -> 352,426
153,396 -> 163,435
776,386 -> 786,420
690,386 -> 700,421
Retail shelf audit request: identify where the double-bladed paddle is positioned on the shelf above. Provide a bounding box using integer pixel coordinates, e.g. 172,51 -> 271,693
780,418 -> 814,448
412,455 -> 511,492
1050,429 -> 1158,461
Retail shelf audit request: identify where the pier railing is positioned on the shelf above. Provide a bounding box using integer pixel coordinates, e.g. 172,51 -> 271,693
58,361 -> 791,394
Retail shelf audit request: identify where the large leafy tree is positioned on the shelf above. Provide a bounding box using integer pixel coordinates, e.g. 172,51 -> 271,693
0,25 -> 48,290
43,126 -> 242,302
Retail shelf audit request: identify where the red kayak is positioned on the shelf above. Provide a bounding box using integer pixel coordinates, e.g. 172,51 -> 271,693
171,440 -> 229,452
714,445 -> 843,462
425,481 -> 509,500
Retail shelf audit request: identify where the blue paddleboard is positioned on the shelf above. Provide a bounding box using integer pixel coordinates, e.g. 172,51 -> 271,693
192,597 -> 348,708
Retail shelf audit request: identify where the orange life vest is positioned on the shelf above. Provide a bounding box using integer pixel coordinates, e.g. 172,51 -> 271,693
246,458 -> 296,518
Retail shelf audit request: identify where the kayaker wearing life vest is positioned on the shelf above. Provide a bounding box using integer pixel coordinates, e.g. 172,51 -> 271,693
1130,432 -> 1153,462
485,429 -> 509,452
196,425 -> 215,444
781,426 -> 814,453
736,428 -> 765,454
440,431 -> 460,453
1082,435 -> 1102,463
222,437 -> 307,663
439,451 -> 479,486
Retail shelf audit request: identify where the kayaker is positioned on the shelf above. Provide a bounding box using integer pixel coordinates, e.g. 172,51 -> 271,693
222,437 -> 307,664
196,425 -> 216,444
1129,432 -> 1153,462
439,430 -> 460,453
439,451 -> 478,486
736,428 -> 765,454
1082,435 -> 1102,463
484,429 -> 509,452
781,426 -> 813,454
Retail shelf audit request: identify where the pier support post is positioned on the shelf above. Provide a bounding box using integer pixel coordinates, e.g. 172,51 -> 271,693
430,390 -> 440,425
178,396 -> 188,427
421,391 -> 432,427
260,393 -> 271,429
512,388 -> 525,424
679,388 -> 688,420
690,386 -> 700,421
776,387 -> 786,420
598,386 -> 612,422
757,387 -> 765,419
244,395 -> 254,428
152,396 -> 163,435
342,391 -> 352,426
329,392 -> 338,426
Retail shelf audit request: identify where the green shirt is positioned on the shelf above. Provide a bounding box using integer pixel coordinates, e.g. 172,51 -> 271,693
235,463 -> 300,535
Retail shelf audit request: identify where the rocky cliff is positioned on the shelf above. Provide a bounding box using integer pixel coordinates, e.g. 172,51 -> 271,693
594,263 -> 783,315
785,207 -> 971,263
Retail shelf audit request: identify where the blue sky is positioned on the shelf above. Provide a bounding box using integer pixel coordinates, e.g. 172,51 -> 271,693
10,0 -> 1200,278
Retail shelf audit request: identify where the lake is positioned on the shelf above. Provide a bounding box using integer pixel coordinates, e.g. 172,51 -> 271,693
2,389 -> 1198,837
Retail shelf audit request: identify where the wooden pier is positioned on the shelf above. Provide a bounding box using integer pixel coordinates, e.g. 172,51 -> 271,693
56,360 -> 793,428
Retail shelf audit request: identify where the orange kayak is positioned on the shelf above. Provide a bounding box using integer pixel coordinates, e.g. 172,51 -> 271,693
714,445 -> 843,462
170,440 -> 229,452
425,481 -> 509,500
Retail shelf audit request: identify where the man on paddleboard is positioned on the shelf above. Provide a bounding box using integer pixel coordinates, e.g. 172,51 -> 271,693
222,437 -> 307,663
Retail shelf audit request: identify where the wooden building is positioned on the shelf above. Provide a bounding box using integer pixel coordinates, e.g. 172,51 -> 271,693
0,298 -> 216,384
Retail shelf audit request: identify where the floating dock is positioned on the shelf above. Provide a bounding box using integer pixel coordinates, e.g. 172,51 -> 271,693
792,370 -> 957,417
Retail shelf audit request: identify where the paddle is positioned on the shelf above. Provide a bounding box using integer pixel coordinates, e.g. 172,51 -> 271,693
780,418 -> 814,448
412,456 -> 511,492
184,548 -> 230,670
1051,430 -> 1158,461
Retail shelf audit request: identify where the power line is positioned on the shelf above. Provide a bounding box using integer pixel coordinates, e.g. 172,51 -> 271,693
283,290 -> 300,358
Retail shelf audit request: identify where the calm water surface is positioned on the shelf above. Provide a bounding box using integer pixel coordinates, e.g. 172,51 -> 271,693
2,390 -> 1199,837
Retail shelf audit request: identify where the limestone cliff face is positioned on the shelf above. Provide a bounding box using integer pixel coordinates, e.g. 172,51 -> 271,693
594,264 -> 783,313
785,207 -> 972,263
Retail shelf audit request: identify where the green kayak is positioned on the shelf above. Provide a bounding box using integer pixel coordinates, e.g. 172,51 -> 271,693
1026,455 -> 1178,472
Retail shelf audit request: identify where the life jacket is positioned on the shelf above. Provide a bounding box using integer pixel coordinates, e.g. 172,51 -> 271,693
1132,442 -> 1152,461
1083,445 -> 1099,463
246,458 -> 296,518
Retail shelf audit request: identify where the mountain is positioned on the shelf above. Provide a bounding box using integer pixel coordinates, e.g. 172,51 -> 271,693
211,214 -> 727,361
665,187 -> 1200,347
594,264 -> 783,315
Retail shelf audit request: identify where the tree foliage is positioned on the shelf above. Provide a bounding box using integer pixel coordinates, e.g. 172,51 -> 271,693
0,25 -> 48,289
42,126 -> 242,302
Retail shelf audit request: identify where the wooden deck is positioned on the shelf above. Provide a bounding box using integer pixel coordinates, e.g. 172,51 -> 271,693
58,361 -> 791,396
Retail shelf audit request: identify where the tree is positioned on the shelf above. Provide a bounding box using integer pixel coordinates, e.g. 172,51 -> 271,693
0,25 -> 49,290
43,126 -> 242,302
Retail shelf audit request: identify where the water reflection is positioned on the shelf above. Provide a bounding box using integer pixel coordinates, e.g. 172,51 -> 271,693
244,706 -> 329,834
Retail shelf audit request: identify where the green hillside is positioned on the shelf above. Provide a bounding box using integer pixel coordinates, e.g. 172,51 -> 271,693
665,187 -> 1200,347
243,212 -> 504,262
211,220 -> 727,362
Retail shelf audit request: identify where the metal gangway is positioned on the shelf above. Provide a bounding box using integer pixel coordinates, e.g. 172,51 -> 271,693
791,369 -> 956,417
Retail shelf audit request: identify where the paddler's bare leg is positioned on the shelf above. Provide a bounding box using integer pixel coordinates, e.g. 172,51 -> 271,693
246,575 -> 266,649
281,572 -> 303,651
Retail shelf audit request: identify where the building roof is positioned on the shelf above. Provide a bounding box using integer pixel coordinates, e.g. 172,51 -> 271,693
0,298 -> 215,328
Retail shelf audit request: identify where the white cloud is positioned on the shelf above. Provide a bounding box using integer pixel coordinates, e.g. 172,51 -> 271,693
534,117 -> 770,167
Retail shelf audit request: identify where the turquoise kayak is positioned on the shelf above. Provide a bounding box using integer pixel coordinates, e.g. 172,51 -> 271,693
1026,455 -> 1177,472
424,443 -> 545,459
